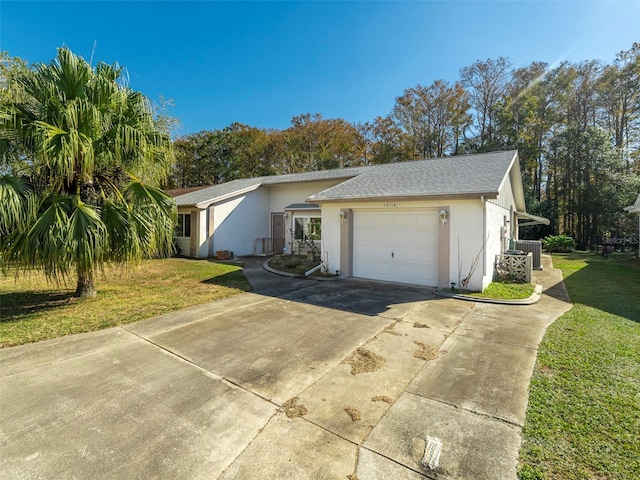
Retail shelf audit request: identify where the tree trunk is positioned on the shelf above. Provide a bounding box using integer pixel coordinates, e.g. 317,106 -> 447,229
75,273 -> 97,297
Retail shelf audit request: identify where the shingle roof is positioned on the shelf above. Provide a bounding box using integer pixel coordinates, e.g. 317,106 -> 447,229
174,165 -> 372,206
174,150 -> 518,206
262,166 -> 374,185
165,185 -> 213,198
308,150 -> 518,202
285,203 -> 320,210
174,178 -> 263,206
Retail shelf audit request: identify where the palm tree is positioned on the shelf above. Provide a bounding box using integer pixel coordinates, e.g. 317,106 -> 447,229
0,47 -> 176,297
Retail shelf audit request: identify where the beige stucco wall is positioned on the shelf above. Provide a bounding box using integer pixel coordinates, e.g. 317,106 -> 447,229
267,180 -> 346,213
269,180 -> 348,254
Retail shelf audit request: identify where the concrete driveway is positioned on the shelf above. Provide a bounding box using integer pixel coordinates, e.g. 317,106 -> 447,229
0,256 -> 571,480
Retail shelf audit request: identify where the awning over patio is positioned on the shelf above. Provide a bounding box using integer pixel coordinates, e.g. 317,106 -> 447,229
623,194 -> 640,214
285,203 -> 320,211
516,211 -> 550,227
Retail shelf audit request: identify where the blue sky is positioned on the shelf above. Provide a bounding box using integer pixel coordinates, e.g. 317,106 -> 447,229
1,1 -> 638,135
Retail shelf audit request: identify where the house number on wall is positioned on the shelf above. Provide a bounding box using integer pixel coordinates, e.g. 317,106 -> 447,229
383,202 -> 398,207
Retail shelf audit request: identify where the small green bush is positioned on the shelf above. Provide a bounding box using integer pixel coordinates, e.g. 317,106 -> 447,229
541,234 -> 575,253
282,256 -> 304,269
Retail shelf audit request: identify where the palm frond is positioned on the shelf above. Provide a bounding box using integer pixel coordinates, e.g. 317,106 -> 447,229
1,46 -> 175,293
0,175 -> 36,235
101,199 -> 142,265
124,177 -> 176,257
65,196 -> 105,276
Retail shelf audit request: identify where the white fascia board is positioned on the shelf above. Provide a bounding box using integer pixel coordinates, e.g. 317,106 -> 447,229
498,151 -> 526,212
195,184 -> 263,209
306,192 -> 499,204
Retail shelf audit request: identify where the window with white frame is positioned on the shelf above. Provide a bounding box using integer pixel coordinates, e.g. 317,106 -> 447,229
294,216 -> 321,241
175,213 -> 191,237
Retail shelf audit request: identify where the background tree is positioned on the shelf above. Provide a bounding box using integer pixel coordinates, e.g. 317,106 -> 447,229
460,56 -> 512,150
0,47 -> 175,297
171,129 -> 241,187
494,61 -> 556,202
598,43 -> 640,168
356,116 -> 407,165
163,44 -> 639,247
546,126 -> 629,247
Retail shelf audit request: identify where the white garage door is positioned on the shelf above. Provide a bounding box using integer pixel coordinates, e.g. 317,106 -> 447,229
353,210 -> 438,286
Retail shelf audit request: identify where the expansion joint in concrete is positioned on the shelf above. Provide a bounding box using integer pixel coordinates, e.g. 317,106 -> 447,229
406,390 -> 523,429
120,325 -> 279,407
359,444 -> 433,479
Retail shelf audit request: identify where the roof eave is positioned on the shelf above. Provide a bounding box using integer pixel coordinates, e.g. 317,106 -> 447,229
176,183 -> 263,209
503,151 -> 526,212
196,183 -> 263,208
264,174 -> 359,186
308,192 -> 499,204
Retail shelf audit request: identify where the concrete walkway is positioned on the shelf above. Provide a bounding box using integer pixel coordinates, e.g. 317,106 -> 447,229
0,256 -> 571,479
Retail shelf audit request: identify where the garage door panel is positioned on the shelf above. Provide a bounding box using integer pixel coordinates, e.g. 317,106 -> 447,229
393,264 -> 419,279
377,229 -> 393,245
356,213 -> 375,227
392,229 -> 416,245
416,212 -> 438,228
373,262 -> 393,276
355,262 -> 375,275
354,226 -> 373,242
416,230 -> 437,244
353,210 -> 438,286
395,248 -> 436,264
355,245 -> 375,258
394,212 -> 417,228
373,246 -> 393,259
392,246 -> 417,262
373,212 -> 393,227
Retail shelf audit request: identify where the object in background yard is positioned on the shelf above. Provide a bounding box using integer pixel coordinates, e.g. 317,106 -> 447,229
216,250 -> 232,260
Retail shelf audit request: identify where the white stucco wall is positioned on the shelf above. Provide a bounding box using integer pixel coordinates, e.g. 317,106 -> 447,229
448,200 -> 486,290
484,200 -> 512,289
320,203 -> 342,272
211,188 -> 270,256
320,199 -> 494,291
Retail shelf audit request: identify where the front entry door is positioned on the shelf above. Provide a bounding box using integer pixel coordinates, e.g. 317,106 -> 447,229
271,213 -> 285,253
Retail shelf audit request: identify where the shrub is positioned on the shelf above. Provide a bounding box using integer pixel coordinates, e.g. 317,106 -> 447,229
282,256 -> 304,269
542,234 -> 576,253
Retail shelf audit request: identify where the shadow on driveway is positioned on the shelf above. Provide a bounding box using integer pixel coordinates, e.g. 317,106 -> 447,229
239,255 -> 437,318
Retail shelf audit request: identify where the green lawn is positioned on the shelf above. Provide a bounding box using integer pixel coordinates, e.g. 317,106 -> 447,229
470,280 -> 535,300
0,258 -> 251,348
518,252 -> 640,480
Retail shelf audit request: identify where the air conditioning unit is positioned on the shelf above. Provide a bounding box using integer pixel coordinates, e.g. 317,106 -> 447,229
515,240 -> 543,270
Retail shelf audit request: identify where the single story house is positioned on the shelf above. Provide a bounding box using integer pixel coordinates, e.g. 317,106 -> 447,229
172,150 -> 547,291
624,193 -> 640,257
